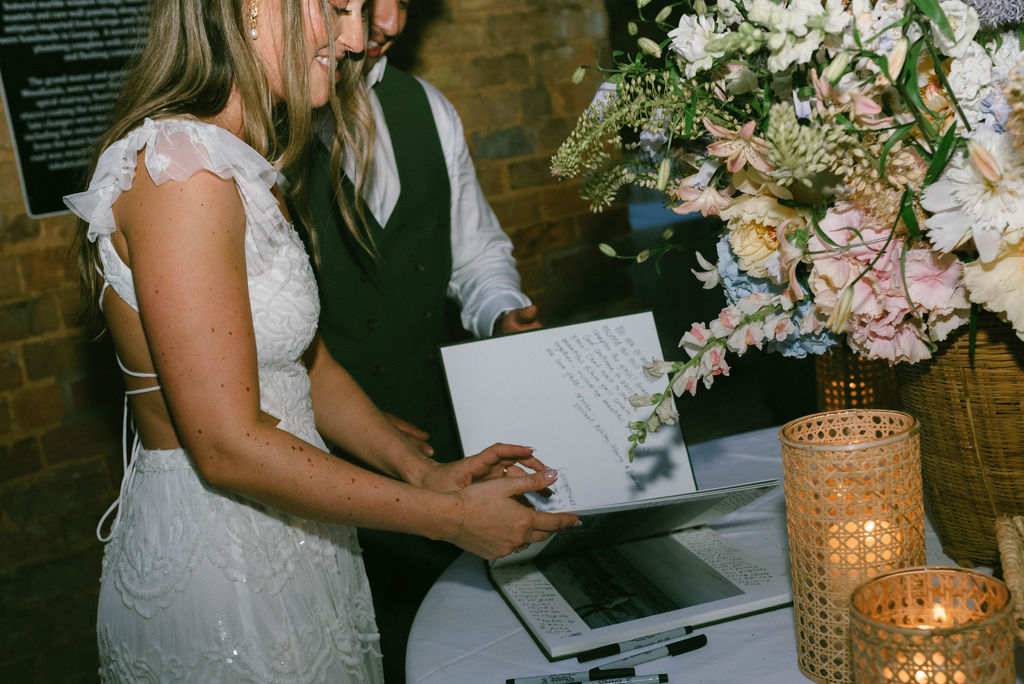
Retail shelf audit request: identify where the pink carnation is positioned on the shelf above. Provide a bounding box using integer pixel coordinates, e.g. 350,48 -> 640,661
807,206 -> 969,363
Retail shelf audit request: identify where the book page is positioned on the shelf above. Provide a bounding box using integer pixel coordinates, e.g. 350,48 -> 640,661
489,526 -> 791,658
442,312 -> 696,512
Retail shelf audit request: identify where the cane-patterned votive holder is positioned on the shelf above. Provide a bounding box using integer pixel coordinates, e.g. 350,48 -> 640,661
779,410 -> 925,683
849,567 -> 1014,683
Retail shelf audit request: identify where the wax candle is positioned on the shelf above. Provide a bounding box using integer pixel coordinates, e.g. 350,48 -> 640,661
850,567 -> 1014,684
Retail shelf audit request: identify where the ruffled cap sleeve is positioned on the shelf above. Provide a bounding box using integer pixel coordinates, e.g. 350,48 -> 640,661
63,118 -> 288,259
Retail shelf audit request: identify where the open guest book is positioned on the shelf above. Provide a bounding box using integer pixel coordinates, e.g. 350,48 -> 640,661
440,312 -> 793,660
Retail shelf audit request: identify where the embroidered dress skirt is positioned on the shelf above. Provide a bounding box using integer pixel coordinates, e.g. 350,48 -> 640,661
97,446 -> 382,683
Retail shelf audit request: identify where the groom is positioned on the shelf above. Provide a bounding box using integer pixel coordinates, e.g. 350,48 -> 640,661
307,0 -> 541,680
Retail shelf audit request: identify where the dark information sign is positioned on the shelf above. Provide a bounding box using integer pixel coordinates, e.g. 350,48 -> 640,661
0,0 -> 148,217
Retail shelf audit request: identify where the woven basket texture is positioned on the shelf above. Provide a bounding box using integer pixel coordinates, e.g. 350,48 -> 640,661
896,313 -> 1024,568
779,410 -> 925,684
849,567 -> 1014,683
995,516 -> 1024,642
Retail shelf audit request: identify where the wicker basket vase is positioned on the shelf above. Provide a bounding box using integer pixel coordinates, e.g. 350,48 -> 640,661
896,313 -> 1024,568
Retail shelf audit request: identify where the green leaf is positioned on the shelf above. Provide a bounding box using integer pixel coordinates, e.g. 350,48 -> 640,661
911,0 -> 955,42
899,189 -> 921,239
878,123 -> 916,178
898,38 -> 937,139
924,123 -> 958,186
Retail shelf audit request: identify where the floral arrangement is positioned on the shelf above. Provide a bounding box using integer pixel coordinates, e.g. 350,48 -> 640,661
551,0 -> 1024,453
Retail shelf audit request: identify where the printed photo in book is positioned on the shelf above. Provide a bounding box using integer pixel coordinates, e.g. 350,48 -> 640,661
488,524 -> 791,659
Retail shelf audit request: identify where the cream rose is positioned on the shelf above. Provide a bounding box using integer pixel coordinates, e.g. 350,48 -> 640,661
721,194 -> 808,278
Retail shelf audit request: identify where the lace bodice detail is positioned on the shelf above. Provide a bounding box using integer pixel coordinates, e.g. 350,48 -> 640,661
64,117 -> 320,429
66,119 -> 381,682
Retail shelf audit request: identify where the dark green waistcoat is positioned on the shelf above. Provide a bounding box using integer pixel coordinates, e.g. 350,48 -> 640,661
310,65 -> 463,462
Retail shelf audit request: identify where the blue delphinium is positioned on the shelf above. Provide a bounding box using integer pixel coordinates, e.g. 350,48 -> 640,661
965,0 -> 1024,27
715,237 -> 839,358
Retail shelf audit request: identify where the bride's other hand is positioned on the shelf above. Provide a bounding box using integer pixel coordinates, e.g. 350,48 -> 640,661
451,468 -> 580,560
418,443 -> 552,492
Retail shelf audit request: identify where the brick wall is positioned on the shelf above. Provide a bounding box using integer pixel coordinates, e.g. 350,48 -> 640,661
0,110 -> 122,680
0,1 -> 627,680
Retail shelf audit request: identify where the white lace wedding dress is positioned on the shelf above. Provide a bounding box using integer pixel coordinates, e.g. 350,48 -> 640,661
65,117 -> 383,683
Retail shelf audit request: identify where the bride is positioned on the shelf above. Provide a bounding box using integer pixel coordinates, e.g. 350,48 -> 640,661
65,0 -> 579,680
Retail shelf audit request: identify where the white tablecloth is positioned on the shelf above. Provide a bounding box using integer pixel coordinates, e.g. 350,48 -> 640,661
406,425 -> 1024,683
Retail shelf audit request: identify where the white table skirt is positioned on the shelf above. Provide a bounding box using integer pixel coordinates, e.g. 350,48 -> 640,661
406,425 -> 1024,683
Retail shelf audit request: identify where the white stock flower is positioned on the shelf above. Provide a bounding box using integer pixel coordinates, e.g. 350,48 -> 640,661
655,401 -> 679,425
946,40 -> 993,125
668,13 -> 720,78
820,0 -> 850,34
715,0 -> 743,26
642,359 -> 675,380
932,0 -> 980,59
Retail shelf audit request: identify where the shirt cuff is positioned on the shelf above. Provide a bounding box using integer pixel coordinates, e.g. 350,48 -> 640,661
469,292 -> 532,339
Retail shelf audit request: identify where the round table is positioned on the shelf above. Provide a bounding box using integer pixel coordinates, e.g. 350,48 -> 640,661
406,426 -> 1024,683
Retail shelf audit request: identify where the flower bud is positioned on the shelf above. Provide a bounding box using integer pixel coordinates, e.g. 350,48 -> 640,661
826,287 -> 854,333
656,157 -> 671,191
822,51 -> 850,84
627,21 -> 638,36
637,37 -> 662,59
654,6 -> 671,23
694,0 -> 707,13
636,249 -> 652,264
637,0 -> 651,7
887,38 -> 908,82
571,66 -> 586,85
598,242 -> 618,257
968,138 -> 1003,182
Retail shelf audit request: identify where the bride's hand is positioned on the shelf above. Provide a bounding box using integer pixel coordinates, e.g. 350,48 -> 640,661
450,468 -> 580,560
418,443 -> 551,493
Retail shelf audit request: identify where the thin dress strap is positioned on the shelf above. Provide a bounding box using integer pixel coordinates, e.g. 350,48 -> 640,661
96,395 -> 142,542
96,360 -> 161,541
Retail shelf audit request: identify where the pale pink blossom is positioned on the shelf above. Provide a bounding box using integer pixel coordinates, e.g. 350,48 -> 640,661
671,175 -> 734,216
703,119 -> 773,173
691,251 -> 721,289
764,314 -> 797,341
671,364 -> 701,396
698,345 -> 731,387
679,322 -> 712,358
726,322 -> 765,355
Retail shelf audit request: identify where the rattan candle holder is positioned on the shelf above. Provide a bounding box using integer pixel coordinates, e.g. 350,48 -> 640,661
849,567 -> 1014,683
779,410 -> 926,684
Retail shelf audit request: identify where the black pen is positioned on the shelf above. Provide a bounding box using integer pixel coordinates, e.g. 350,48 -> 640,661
576,625 -> 694,662
600,633 -> 708,669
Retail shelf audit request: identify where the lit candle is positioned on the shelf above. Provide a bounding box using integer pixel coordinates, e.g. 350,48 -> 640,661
851,568 -> 1013,684
827,519 -> 904,567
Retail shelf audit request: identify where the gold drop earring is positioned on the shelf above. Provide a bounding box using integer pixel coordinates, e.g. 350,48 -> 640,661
248,0 -> 259,39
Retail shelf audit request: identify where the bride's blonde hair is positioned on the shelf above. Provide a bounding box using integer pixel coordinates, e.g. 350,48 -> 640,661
73,0 -> 375,314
